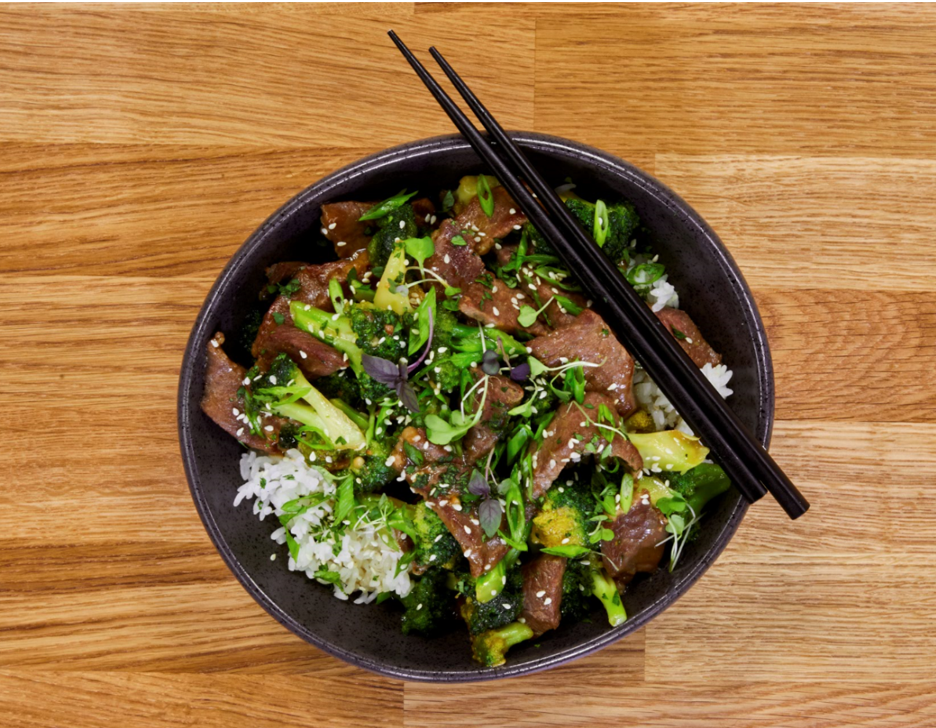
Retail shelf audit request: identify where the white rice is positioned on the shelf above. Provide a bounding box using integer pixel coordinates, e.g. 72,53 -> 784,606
235,448 -> 411,603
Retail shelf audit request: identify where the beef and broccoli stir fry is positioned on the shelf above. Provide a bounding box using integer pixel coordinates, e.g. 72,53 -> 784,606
202,176 -> 733,667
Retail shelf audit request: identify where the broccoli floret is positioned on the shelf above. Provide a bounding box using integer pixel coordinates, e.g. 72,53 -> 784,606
531,482 -> 593,549
245,353 -> 366,451
401,568 -> 457,637
409,501 -> 461,570
459,561 -> 523,635
290,301 -> 394,402
526,198 -> 639,265
560,558 -> 593,621
666,463 -> 732,516
313,370 -> 363,409
421,308 -> 461,391
564,197 -> 596,231
349,306 -> 409,362
470,622 -> 534,667
369,204 -> 418,268
602,202 -> 640,263
348,437 -> 399,494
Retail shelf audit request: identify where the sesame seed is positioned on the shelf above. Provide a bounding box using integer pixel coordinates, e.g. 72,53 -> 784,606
561,537 -> 570,545
264,425 -> 274,432
328,222 -> 337,230
429,554 -> 437,561
513,224 -> 522,230
337,241 -> 346,247
210,338 -> 220,348
417,603 -> 423,611
544,598 -> 552,606
321,227 -> 328,235
236,428 -> 244,437
464,549 -> 473,558
452,503 -> 462,511
232,408 -> 240,416
536,590 -> 546,598
399,220 -> 406,230
300,351 -> 308,359
493,306 -> 500,316
444,254 -> 451,264
464,525 -> 472,535
509,208 -> 516,214
325,455 -> 333,464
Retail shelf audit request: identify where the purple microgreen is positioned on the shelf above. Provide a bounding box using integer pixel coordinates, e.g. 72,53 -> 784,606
397,381 -> 420,414
481,349 -> 500,376
362,353 -> 403,387
510,362 -> 531,382
467,469 -> 490,498
479,498 -> 503,538
407,308 -> 435,374
362,353 -> 420,414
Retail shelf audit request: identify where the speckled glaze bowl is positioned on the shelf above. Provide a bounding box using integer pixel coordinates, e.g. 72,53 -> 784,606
178,133 -> 773,682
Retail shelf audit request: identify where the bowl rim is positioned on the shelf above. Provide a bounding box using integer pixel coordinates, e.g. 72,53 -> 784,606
178,131 -> 774,682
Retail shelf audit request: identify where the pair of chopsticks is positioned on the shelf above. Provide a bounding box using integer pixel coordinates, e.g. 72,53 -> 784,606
388,31 -> 809,520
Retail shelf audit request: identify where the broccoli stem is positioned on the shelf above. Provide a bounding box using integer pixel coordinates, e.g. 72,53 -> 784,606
471,621 -> 535,667
290,302 -> 362,368
590,561 -> 627,627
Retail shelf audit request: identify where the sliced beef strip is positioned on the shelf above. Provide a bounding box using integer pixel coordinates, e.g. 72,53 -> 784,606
452,186 -> 526,255
655,307 -> 722,369
458,276 -> 550,337
471,372 -> 525,428
494,243 -> 588,331
388,426 -> 453,478
388,428 -> 508,578
252,251 -> 369,361
200,332 -> 286,454
424,219 -> 487,292
253,325 -> 346,380
462,373 -> 525,463
601,493 -> 668,588
521,554 -> 566,636
321,198 -> 437,259
411,197 -> 437,228
320,201 -> 374,259
427,493 -> 508,579
527,309 -> 637,418
265,261 -> 307,286
530,392 -> 643,499
463,424 -> 499,465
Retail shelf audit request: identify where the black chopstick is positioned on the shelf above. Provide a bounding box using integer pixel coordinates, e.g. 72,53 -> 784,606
388,31 -> 809,520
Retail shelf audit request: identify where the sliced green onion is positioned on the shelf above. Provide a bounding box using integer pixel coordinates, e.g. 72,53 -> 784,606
358,189 -> 418,221
594,199 -> 610,247
477,175 -> 495,217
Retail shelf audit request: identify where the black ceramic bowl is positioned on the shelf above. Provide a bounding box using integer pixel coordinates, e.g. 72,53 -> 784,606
178,132 -> 773,682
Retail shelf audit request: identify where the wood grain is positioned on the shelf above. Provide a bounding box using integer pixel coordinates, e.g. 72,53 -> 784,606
2,3 -> 935,727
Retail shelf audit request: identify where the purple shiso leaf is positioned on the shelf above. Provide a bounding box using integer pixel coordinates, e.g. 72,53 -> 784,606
397,381 -> 420,414
481,349 -> 500,376
478,498 -> 504,538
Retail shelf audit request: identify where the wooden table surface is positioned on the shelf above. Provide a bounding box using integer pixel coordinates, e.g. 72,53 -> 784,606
2,3 -> 935,726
